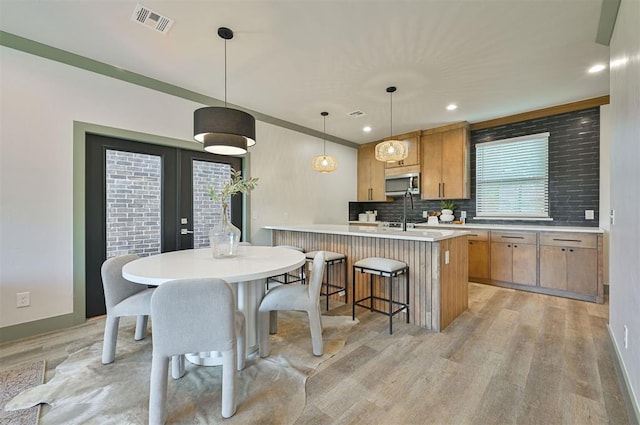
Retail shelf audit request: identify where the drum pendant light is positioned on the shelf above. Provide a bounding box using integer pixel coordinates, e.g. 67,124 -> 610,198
312,112 -> 338,173
194,27 -> 256,155
375,86 -> 408,162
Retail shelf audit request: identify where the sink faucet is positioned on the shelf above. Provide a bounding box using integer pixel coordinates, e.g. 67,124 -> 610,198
402,188 -> 414,231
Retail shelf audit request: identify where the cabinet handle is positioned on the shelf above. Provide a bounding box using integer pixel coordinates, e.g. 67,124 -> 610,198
469,241 -> 473,245
553,238 -> 581,243
569,249 -> 574,252
442,182 -> 445,198
561,248 -> 565,251
514,245 -> 518,248
438,182 -> 442,197
507,244 -> 511,248
501,236 -> 525,239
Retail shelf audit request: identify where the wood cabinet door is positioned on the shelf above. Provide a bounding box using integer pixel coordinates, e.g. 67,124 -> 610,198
566,248 -> 598,294
490,242 -> 512,282
512,243 -> 537,286
420,133 -> 442,199
540,246 -> 567,290
357,145 -> 373,201
369,148 -> 388,201
468,240 -> 490,280
441,128 -> 466,199
386,135 -> 420,168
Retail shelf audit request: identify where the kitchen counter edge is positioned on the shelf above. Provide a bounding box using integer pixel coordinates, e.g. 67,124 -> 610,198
264,224 -> 468,242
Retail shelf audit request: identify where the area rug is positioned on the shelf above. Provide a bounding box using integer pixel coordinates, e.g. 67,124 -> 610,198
0,360 -> 45,425
5,313 -> 356,425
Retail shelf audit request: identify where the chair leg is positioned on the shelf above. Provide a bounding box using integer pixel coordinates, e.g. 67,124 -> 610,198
258,310 -> 271,358
149,354 -> 169,425
389,276 -> 394,335
352,267 -> 356,320
101,315 -> 120,364
171,355 -> 185,379
135,315 -> 148,341
308,308 -> 324,356
269,310 -> 278,334
221,350 -> 237,418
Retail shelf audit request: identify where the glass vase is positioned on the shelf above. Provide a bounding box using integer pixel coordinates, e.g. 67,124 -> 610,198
209,205 -> 240,258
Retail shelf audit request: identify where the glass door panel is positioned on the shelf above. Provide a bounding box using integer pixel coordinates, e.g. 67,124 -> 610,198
192,160 -> 232,248
105,149 -> 162,257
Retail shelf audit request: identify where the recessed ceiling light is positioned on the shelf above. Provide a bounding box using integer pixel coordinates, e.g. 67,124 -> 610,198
446,104 -> 458,111
588,64 -> 606,73
363,126 -> 372,133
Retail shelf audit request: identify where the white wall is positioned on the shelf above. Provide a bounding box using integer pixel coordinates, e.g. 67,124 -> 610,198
0,46 -> 356,329
609,0 -> 640,417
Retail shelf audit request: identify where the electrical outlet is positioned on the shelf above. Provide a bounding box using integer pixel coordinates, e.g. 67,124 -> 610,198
422,211 -> 428,218
16,292 -> 30,308
460,211 -> 467,219
624,325 -> 628,349
585,210 -> 594,220
339,290 -> 346,297
610,209 -> 615,225
445,250 -> 450,264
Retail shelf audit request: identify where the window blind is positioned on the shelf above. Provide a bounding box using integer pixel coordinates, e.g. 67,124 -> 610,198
475,132 -> 549,218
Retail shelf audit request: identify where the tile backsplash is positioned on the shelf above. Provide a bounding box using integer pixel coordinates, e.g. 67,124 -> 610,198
350,107 -> 600,227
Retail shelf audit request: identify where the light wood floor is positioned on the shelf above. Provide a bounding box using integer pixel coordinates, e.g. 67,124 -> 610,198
0,283 -> 631,425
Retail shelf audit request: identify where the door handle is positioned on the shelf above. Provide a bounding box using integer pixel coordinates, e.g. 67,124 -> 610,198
180,228 -> 194,235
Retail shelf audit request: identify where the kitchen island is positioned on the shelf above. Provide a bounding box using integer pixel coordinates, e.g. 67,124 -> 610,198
264,224 -> 469,331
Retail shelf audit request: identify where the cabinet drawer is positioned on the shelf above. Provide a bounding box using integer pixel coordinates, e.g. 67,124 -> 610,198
466,230 -> 489,241
490,231 -> 537,245
540,232 -> 597,249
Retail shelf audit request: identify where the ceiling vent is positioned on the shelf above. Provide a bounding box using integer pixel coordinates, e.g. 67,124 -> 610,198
348,110 -> 366,118
131,4 -> 174,34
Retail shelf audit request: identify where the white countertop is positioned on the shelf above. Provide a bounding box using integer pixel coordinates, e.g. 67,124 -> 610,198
348,221 -> 603,234
264,224 -> 468,242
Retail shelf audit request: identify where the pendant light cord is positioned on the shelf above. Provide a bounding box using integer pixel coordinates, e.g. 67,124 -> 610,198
224,38 -> 228,107
323,115 -> 327,155
389,90 -> 393,138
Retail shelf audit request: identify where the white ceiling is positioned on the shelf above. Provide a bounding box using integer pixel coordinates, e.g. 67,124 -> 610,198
0,0 -> 610,145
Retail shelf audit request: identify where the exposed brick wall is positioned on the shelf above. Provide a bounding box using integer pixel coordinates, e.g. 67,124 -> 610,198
106,153 -> 232,256
351,107 -> 601,227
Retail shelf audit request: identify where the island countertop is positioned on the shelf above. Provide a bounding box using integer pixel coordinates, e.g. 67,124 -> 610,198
264,224 -> 469,242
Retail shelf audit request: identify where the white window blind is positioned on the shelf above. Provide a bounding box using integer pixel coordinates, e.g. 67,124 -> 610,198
475,132 -> 549,218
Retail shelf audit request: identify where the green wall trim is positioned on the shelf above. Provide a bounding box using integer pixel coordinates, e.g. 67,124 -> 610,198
0,31 -> 358,149
0,313 -> 76,344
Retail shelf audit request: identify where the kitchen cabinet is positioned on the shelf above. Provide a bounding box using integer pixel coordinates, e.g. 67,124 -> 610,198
357,142 -> 388,201
420,122 -> 470,200
490,231 -> 537,286
384,132 -> 420,176
467,230 -> 490,281
539,232 -> 598,295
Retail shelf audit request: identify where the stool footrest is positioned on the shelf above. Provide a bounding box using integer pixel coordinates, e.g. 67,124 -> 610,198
354,295 -> 408,317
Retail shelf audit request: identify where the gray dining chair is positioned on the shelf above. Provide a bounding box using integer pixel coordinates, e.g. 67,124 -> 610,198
101,254 -> 155,364
258,251 -> 326,357
148,278 -> 245,424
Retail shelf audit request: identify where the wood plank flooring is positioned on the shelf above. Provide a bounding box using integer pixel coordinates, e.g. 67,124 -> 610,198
0,283 -> 631,424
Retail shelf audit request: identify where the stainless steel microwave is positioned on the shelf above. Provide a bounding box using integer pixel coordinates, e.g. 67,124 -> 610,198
385,173 -> 420,197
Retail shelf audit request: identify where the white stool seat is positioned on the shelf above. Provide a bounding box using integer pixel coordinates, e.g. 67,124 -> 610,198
278,245 -> 304,252
305,250 -> 345,262
353,257 -> 406,274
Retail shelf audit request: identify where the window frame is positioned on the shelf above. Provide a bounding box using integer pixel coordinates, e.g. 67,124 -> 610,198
474,132 -> 551,221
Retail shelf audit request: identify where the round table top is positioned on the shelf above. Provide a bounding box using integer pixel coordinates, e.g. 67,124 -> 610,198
122,245 -> 306,285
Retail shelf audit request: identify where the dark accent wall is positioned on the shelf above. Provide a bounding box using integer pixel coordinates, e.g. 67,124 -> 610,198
350,107 -> 600,227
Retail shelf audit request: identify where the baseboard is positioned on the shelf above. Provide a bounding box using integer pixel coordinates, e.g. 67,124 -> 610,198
607,325 -> 640,425
0,313 -> 77,344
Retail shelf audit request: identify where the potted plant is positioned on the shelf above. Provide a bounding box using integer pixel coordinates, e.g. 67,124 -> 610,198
208,169 -> 259,258
439,200 -> 456,222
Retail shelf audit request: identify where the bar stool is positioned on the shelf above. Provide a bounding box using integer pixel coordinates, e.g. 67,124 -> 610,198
305,250 -> 347,311
352,257 -> 409,334
267,245 -> 305,289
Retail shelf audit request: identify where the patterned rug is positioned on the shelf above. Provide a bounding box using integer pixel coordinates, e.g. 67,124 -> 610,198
5,313 -> 356,424
1,360 -> 45,425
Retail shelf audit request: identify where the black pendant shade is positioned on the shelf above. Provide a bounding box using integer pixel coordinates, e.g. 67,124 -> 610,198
194,26 -> 256,156
194,106 -> 256,155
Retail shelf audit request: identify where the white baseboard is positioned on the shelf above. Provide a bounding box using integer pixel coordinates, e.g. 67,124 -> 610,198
607,325 -> 640,425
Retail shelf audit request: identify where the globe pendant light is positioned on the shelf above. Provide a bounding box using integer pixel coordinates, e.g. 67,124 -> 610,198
194,27 -> 256,156
312,112 -> 338,173
375,86 -> 408,162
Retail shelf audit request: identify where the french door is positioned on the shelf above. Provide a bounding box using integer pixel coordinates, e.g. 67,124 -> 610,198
85,134 -> 242,318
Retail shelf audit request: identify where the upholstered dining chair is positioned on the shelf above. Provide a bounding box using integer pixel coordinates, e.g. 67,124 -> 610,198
258,251 -> 326,357
101,254 -> 155,364
148,278 -> 245,424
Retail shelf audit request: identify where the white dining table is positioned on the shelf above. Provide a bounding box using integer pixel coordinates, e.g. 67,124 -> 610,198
122,245 -> 306,364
